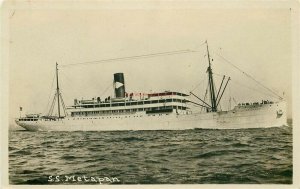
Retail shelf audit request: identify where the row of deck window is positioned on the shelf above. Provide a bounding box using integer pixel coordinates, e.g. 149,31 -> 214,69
18,113 -> 173,122
71,113 -> 170,120
74,98 -> 186,109
18,118 -> 38,121
71,106 -> 187,117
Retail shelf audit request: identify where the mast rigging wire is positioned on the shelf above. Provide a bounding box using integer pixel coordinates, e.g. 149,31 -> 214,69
44,73 -> 56,115
99,83 -> 114,98
201,82 -> 209,111
213,73 -> 279,99
48,93 -> 57,116
190,77 -> 206,93
61,49 -> 197,68
60,93 -> 67,116
55,41 -> 282,108
212,50 -> 282,99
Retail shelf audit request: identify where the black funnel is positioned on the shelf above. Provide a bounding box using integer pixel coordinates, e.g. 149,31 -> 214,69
114,73 -> 125,98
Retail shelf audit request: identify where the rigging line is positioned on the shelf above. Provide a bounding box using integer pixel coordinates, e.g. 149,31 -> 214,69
60,71 -> 74,84
193,41 -> 208,51
214,72 -> 278,99
213,72 -> 229,79
60,49 -> 198,68
51,94 -> 57,116
211,76 -> 219,110
230,79 -> 279,99
59,71 -> 84,96
53,74 -> 67,113
227,83 -> 231,110
61,70 -> 113,100
44,73 -> 56,115
211,50 -> 282,99
48,93 -> 57,116
229,82 -> 234,109
48,93 -> 55,116
201,83 -> 209,111
190,77 -> 206,92
233,97 -> 238,105
59,93 -> 67,116
99,83 -> 114,98
199,41 -> 207,47
60,71 -> 105,99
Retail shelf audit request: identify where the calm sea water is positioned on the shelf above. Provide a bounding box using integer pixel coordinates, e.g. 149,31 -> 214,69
9,125 -> 292,184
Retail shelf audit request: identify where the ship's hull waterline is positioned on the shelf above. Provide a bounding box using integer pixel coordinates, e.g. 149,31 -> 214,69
16,101 -> 287,131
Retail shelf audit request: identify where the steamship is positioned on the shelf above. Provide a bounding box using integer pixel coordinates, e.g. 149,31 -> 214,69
15,42 -> 287,131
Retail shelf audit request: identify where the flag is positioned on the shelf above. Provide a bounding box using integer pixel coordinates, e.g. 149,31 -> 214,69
20,107 -> 22,111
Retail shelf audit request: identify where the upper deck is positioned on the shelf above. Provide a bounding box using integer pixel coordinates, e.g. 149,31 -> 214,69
67,91 -> 190,116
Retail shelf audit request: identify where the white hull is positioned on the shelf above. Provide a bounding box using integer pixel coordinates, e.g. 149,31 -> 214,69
16,101 -> 287,131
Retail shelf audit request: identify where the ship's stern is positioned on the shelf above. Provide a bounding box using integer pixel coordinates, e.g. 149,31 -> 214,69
275,100 -> 288,127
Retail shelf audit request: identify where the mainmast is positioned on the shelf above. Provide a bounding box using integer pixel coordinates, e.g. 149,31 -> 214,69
205,41 -> 217,112
56,62 -> 61,118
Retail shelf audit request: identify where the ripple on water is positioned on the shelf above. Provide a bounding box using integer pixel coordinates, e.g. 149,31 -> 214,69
9,127 -> 293,184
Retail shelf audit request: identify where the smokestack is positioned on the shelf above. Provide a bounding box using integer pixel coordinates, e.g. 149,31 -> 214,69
114,73 -> 125,98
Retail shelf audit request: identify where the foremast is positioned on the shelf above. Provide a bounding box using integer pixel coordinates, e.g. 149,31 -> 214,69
46,62 -> 66,118
56,62 -> 61,118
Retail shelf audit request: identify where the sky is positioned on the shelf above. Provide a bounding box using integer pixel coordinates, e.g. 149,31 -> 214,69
7,2 -> 293,123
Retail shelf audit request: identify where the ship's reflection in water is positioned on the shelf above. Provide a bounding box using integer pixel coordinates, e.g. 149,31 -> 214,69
9,124 -> 292,184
